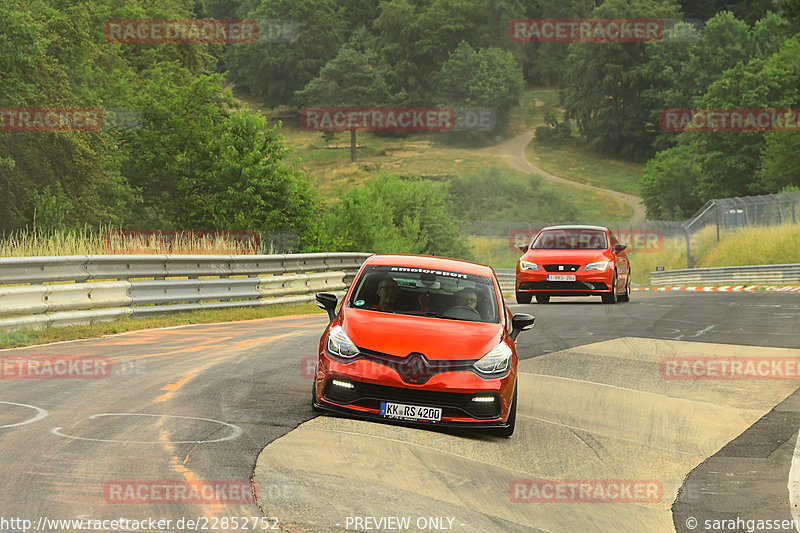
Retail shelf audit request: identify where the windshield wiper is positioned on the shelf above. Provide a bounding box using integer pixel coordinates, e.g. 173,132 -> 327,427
423,312 -> 472,321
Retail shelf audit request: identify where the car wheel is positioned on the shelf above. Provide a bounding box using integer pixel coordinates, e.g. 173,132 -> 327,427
490,381 -> 517,438
515,291 -> 532,304
602,269 -> 618,304
535,295 -> 550,304
618,272 -> 630,302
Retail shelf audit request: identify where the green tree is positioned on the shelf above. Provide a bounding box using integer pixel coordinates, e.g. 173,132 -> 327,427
435,42 -> 524,138
373,0 -> 526,104
561,0 -> 682,160
295,41 -> 398,161
525,0 -> 594,86
692,36 -> 800,200
639,35 -> 800,215
309,173 -> 471,258
175,111 -> 319,237
639,144 -> 703,219
225,0 -> 348,105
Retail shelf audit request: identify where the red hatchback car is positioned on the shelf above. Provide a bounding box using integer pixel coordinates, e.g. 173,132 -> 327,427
312,254 -> 535,437
516,225 -> 631,304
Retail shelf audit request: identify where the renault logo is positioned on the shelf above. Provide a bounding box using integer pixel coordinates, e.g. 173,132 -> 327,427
397,353 -> 432,384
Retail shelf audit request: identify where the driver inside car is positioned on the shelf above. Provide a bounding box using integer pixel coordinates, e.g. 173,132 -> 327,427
372,278 -> 400,310
451,287 -> 484,319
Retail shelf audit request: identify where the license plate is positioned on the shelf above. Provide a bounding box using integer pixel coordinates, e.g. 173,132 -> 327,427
380,402 -> 442,422
547,274 -> 576,281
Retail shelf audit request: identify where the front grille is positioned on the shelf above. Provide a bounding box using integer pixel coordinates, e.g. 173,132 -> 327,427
543,264 -> 581,272
519,281 -> 608,291
322,379 -> 501,419
351,347 -> 481,384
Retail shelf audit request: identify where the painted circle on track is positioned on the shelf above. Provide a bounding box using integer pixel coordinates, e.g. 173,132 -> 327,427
0,401 -> 48,429
51,413 -> 242,444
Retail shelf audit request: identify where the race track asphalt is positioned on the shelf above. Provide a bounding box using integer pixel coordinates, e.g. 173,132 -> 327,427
1,292 -> 799,532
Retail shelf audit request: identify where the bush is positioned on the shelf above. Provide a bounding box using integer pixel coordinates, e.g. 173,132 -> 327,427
533,111 -> 575,146
307,173 -> 471,259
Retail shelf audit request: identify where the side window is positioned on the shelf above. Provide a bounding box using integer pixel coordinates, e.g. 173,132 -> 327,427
609,232 -> 619,247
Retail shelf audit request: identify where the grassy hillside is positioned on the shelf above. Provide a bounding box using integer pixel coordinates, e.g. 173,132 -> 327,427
526,143 -> 644,197
242,89 -> 640,224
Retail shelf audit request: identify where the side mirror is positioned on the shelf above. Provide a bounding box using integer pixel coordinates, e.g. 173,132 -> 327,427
613,243 -> 627,254
510,313 -> 535,341
518,244 -> 529,253
315,292 -> 338,322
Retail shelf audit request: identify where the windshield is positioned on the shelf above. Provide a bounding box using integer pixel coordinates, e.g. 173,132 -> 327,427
533,229 -> 608,250
349,265 -> 499,323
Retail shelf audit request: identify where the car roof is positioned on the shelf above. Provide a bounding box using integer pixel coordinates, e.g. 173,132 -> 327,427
539,225 -> 609,232
364,254 -> 495,277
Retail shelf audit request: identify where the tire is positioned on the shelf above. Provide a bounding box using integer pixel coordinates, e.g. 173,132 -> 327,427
535,294 -> 550,304
491,382 -> 517,437
601,269 -> 618,304
618,272 -> 630,302
515,291 -> 532,304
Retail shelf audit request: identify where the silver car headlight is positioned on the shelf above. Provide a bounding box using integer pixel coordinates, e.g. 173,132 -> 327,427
520,260 -> 540,271
326,325 -> 359,358
584,260 -> 609,271
473,341 -> 512,374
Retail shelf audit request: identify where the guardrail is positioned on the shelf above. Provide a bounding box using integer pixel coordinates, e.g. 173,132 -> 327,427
0,253 -> 371,332
650,264 -> 800,287
495,268 -> 516,294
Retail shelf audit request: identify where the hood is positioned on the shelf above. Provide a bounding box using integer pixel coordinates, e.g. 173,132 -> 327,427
341,308 -> 504,360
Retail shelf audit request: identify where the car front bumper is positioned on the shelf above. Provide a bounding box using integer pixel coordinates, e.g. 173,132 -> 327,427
313,352 -> 516,426
516,270 -> 613,296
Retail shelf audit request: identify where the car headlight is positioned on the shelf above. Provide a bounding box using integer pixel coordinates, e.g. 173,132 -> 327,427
520,260 -> 540,271
326,325 -> 359,358
584,260 -> 609,271
473,341 -> 512,374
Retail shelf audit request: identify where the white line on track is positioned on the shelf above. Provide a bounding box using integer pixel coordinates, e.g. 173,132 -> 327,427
50,412 -> 242,444
0,400 -> 47,428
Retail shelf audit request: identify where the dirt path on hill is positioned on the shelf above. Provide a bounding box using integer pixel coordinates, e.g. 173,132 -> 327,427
479,129 -> 646,222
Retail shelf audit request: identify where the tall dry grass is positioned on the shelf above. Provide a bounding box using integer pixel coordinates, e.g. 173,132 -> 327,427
0,227 -> 106,257
0,228 -> 264,257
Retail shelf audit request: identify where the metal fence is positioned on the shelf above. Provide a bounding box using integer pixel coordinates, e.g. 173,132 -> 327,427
684,190 -> 800,235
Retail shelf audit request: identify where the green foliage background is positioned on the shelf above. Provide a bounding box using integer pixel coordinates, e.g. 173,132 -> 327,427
1,0 -> 798,259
